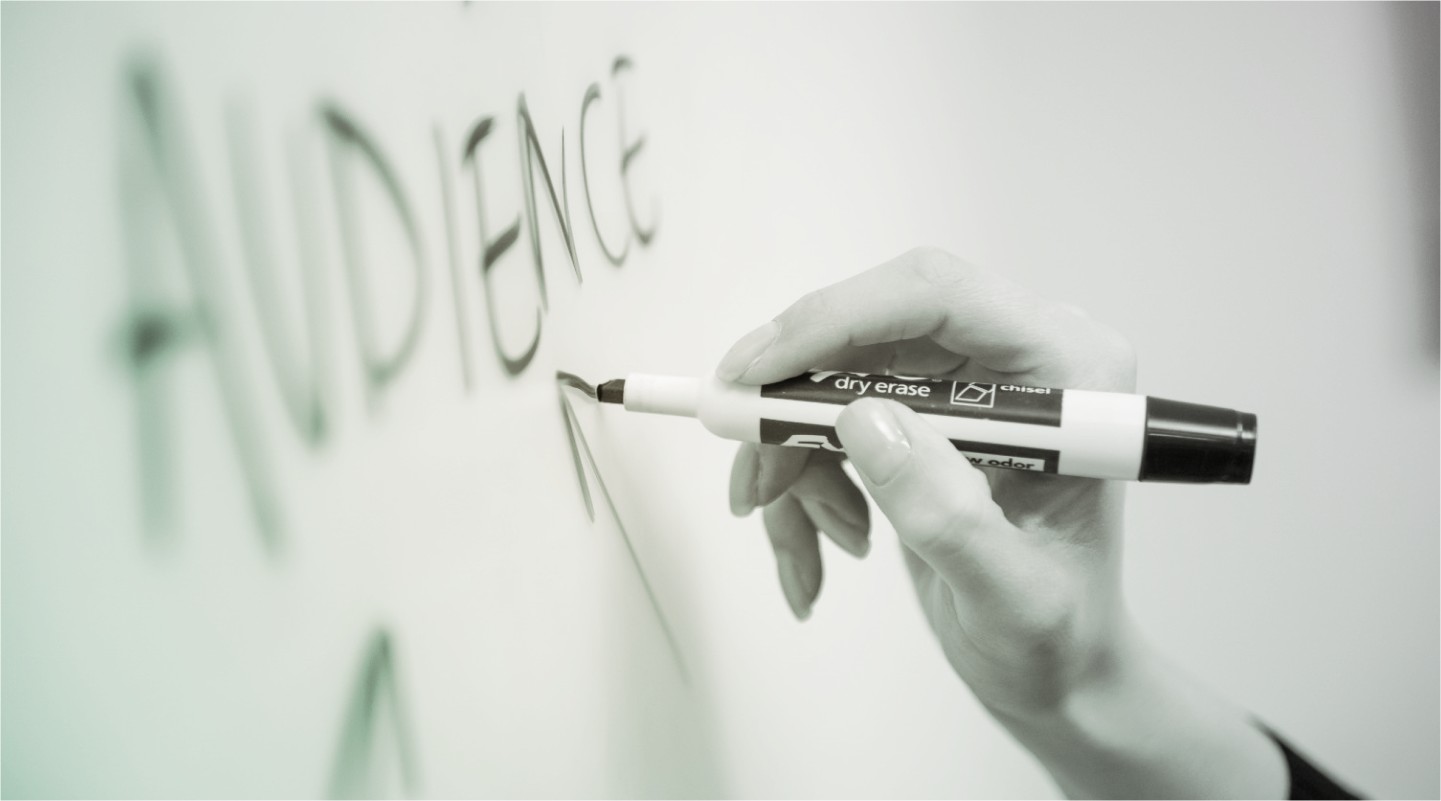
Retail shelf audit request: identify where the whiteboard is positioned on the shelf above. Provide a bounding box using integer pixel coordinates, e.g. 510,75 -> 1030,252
3,3 -> 1436,798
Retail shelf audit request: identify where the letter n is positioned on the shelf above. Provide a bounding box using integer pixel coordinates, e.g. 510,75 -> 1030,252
517,94 -> 581,308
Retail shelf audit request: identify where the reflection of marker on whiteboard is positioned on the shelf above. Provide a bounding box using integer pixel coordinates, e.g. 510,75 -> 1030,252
588,370 -> 1257,483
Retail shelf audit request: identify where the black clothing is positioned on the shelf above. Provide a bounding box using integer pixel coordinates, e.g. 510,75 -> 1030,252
1265,729 -> 1362,799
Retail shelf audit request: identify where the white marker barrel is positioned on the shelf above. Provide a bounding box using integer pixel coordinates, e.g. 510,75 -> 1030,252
601,371 -> 1255,484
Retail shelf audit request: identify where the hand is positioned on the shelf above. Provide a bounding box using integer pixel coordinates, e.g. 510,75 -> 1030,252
716,248 -> 1286,798
718,247 -> 1136,718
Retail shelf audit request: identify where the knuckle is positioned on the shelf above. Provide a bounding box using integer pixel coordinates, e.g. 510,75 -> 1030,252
1052,302 -> 1138,390
904,246 -> 969,290
1022,586 -> 1078,644
1093,325 -> 1138,388
1109,332 -> 1138,377
783,287 -> 836,327
995,577 -> 1084,668
906,244 -> 951,265
1057,302 -> 1091,321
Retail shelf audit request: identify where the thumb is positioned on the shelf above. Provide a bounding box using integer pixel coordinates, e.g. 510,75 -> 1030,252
835,398 -> 1019,596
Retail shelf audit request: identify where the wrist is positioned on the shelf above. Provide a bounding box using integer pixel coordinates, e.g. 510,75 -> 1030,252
987,618 -> 1287,799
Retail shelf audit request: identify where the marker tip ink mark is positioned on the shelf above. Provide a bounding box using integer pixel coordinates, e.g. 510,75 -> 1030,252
555,374 -> 690,684
554,370 -> 597,399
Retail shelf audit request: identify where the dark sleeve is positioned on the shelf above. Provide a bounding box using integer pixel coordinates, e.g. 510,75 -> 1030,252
1263,727 -> 1363,800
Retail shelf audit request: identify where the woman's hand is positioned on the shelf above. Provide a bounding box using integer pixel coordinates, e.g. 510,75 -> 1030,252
717,248 -> 1285,798
719,246 -> 1135,718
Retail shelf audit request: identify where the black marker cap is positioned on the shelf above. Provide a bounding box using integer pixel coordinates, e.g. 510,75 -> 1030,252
1139,397 -> 1257,484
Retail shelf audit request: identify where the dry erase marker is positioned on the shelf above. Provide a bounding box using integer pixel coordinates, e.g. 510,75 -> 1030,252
595,371 -> 1256,483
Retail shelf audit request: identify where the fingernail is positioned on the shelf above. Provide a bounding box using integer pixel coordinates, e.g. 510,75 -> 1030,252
777,553 -> 812,620
717,321 -> 781,382
838,400 -> 911,485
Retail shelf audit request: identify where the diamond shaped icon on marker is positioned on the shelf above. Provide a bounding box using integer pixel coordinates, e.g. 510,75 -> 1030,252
950,382 -> 996,408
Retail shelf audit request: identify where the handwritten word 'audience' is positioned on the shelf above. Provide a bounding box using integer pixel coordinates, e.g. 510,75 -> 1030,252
120,54 -> 658,547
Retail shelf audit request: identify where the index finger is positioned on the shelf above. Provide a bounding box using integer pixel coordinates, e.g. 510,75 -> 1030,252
715,248 -> 1068,386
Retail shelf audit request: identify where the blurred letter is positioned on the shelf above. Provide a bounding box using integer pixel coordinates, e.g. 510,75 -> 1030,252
462,116 -> 538,376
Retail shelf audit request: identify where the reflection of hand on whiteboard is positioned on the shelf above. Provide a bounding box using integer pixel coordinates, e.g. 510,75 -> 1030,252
716,248 -> 1330,799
